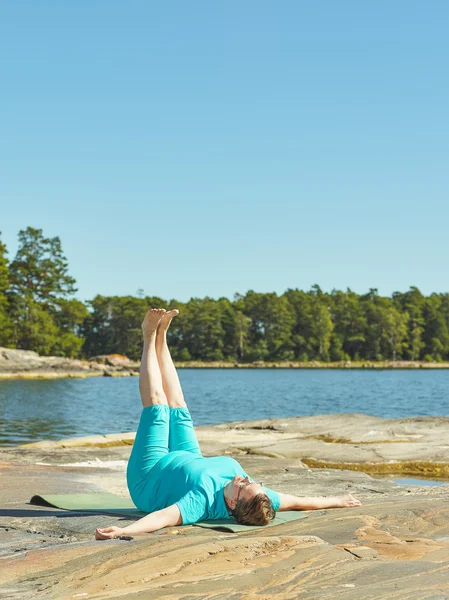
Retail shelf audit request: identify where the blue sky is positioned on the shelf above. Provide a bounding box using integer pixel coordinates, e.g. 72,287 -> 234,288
1,1 -> 448,303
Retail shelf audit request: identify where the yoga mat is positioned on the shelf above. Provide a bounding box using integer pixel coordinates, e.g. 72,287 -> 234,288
30,492 -> 308,532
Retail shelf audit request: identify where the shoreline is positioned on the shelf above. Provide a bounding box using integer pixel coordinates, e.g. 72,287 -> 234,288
1,359 -> 449,380
176,359 -> 449,369
14,413 -> 449,479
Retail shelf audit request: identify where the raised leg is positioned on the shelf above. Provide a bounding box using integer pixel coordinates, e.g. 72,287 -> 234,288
155,309 -> 186,408
139,309 -> 168,407
127,309 -> 171,500
156,309 -> 202,455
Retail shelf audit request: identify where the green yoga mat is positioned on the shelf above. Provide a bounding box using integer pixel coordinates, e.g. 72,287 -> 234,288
30,492 -> 308,533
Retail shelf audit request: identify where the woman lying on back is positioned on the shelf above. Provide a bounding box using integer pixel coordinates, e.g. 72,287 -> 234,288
96,309 -> 361,539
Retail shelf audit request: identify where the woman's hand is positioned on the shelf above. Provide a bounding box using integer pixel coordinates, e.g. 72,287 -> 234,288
95,505 -> 182,539
95,526 -> 125,540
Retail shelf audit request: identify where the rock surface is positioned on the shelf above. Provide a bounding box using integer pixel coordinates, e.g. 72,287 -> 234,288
195,413 -> 449,478
19,412 -> 449,478
2,414 -> 449,599
0,347 -> 139,379
88,354 -> 136,367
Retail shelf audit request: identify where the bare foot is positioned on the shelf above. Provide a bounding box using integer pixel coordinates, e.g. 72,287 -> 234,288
158,309 -> 179,332
334,494 -> 362,508
142,308 -> 166,339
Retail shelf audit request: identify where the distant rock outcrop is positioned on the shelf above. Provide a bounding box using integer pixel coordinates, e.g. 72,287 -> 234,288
0,347 -> 138,378
88,354 -> 137,368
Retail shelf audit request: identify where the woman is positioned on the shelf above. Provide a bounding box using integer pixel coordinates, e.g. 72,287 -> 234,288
96,309 -> 361,540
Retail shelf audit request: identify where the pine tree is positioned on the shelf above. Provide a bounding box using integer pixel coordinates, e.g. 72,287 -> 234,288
9,227 -> 79,354
9,227 -> 76,306
0,232 -> 13,346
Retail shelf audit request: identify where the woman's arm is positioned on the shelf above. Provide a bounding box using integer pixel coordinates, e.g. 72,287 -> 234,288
96,504 -> 182,539
277,492 -> 361,511
122,504 -> 182,534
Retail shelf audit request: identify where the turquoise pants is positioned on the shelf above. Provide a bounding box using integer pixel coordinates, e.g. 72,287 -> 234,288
126,405 -> 202,497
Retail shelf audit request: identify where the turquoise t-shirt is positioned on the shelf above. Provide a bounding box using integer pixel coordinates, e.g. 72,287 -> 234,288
145,450 -> 280,524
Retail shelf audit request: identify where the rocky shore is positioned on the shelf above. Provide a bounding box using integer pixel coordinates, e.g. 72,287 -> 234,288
0,347 -> 140,379
2,413 -> 449,599
1,347 -> 449,379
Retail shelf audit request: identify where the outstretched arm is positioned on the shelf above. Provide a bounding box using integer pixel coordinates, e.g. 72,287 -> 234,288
96,504 -> 182,539
277,492 -> 361,512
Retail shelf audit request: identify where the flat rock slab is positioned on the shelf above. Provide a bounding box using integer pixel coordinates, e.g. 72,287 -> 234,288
18,414 -> 449,480
3,415 -> 449,599
195,414 -> 449,477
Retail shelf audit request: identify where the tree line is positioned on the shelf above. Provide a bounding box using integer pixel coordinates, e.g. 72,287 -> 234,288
1,227 -> 449,363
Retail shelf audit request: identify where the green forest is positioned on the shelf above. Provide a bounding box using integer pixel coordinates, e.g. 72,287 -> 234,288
1,227 -> 449,363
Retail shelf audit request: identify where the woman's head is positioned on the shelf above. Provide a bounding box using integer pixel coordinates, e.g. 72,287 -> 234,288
225,475 -> 275,526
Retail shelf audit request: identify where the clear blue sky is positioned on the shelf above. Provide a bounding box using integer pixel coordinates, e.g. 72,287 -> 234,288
1,1 -> 448,303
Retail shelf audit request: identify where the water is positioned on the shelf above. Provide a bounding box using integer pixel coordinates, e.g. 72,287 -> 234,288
0,369 -> 448,446
391,478 -> 447,487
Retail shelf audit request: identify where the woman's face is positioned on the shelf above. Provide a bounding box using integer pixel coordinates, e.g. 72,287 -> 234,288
226,475 -> 264,508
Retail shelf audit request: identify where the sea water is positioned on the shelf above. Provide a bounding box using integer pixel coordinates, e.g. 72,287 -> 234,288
1,368 -> 448,446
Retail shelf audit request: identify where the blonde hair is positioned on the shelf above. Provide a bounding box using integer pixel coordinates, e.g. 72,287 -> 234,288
234,493 -> 275,526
